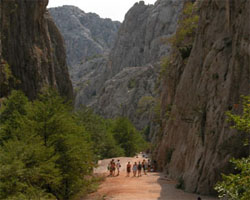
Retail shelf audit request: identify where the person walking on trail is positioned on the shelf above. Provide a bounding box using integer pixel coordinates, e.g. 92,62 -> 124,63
111,161 -> 116,176
148,159 -> 151,172
116,159 -> 121,176
126,162 -> 131,177
142,159 -> 147,175
108,161 -> 113,176
138,161 -> 142,177
133,162 -> 138,177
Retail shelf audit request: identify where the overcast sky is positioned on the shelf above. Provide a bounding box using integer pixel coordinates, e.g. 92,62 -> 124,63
48,0 -> 157,22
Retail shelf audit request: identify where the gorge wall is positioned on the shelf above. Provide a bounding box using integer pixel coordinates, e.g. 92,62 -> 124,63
0,0 -> 73,99
93,0 -> 184,129
51,0 -> 184,130
156,0 -> 250,195
49,6 -> 120,68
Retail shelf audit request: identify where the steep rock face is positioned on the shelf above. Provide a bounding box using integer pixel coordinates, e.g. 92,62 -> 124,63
49,6 -> 121,68
75,0 -> 183,130
73,57 -> 111,107
95,65 -> 157,130
157,0 -> 250,195
110,0 -> 183,75
0,0 -> 73,99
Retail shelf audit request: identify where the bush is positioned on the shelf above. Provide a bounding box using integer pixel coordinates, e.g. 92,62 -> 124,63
168,2 -> 199,57
137,96 -> 155,115
215,96 -> 250,200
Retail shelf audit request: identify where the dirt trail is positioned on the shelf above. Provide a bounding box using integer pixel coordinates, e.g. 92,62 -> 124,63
86,155 -> 218,200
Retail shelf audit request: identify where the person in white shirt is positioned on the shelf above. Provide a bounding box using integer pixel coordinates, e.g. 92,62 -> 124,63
116,159 -> 121,176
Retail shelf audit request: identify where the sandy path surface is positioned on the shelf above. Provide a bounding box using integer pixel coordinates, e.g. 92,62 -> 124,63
85,155 -> 218,200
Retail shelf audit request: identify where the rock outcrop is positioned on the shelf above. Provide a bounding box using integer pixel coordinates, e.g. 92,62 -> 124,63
110,0 -> 183,74
95,65 -> 157,129
74,0 -> 184,130
156,0 -> 250,195
49,6 -> 121,68
0,0 -> 73,99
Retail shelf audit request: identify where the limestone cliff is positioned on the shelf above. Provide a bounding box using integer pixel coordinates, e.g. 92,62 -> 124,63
110,0 -> 183,75
0,0 -> 73,99
156,0 -> 250,195
75,0 -> 184,130
49,6 -> 121,68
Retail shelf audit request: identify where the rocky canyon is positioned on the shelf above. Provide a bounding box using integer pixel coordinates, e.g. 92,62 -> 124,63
0,0 -> 73,99
0,0 -> 249,197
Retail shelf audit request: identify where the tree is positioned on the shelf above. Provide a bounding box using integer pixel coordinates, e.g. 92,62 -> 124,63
112,117 -> 148,156
76,107 -> 124,159
0,90 -> 95,200
215,96 -> 250,200
0,90 -> 59,199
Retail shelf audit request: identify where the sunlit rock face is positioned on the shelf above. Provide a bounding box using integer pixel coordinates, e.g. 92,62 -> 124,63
0,0 -> 73,99
49,6 -> 121,68
91,0 -> 183,130
156,0 -> 250,195
50,0 -> 183,130
110,0 -> 183,75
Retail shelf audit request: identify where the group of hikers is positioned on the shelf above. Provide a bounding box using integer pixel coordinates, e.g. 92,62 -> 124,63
126,159 -> 150,177
107,158 -> 152,177
107,159 -> 121,176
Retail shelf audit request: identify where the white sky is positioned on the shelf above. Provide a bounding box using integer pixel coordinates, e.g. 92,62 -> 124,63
48,0 -> 157,22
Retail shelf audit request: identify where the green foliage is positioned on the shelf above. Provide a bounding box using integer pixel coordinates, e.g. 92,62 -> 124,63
160,56 -> 171,78
128,79 -> 137,89
0,90 -> 94,200
76,107 -> 124,160
137,96 -> 155,115
215,96 -> 250,200
0,90 -> 149,199
153,99 -> 162,124
215,158 -> 250,200
3,63 -> 12,82
112,117 -> 149,157
226,96 -> 250,134
168,2 -> 199,57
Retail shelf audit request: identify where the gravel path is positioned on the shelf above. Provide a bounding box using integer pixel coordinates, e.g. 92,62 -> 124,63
85,155 -> 218,200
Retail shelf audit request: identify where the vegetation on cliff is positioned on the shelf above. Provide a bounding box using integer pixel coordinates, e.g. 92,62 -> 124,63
160,1 -> 199,78
215,96 -> 250,200
0,89 -> 147,200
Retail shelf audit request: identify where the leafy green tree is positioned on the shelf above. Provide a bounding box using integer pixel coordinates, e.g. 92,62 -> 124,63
76,107 -> 124,159
0,90 -> 59,199
0,90 -> 28,142
0,89 -> 149,199
112,117 -> 148,156
0,90 -> 95,200
26,89 -> 94,199
215,96 -> 250,200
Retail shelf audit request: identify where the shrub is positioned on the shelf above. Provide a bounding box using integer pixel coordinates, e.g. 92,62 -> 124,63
215,96 -> 250,200
168,2 -> 199,57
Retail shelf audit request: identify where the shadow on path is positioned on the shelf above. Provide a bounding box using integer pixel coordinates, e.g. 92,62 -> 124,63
157,173 -> 219,200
